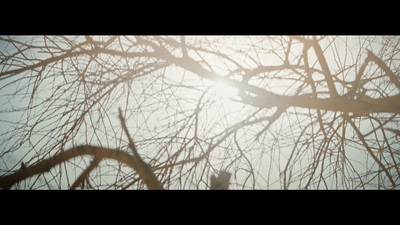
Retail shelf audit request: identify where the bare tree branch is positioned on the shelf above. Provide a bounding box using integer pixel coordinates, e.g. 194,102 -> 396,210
70,157 -> 101,190
0,145 -> 166,190
0,146 -> 129,189
1,36 -> 400,189
118,108 -> 163,190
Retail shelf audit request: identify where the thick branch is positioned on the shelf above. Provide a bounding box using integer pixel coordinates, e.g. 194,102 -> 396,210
288,94 -> 400,114
159,50 -> 400,114
311,37 -> 338,98
70,157 -> 101,190
118,108 -> 163,190
367,49 -> 400,91
0,145 -> 157,190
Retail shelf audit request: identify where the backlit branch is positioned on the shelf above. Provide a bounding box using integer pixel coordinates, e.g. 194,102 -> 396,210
118,108 -> 163,190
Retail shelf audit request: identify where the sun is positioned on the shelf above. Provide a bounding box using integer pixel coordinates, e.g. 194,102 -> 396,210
207,80 -> 243,115
212,81 -> 238,99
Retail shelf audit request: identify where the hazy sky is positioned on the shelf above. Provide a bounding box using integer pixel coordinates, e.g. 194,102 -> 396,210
1,36 -> 398,189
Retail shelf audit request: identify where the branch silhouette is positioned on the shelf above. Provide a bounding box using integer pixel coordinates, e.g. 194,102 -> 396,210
0,146 -> 131,189
118,108 -> 163,190
0,144 -> 165,190
1,36 -> 400,189
0,108 -> 166,190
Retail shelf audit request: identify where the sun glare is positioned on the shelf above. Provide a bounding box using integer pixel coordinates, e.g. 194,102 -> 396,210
212,81 -> 238,99
208,80 -> 243,115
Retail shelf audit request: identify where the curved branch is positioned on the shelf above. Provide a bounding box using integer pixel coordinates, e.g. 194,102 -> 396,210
0,48 -> 156,78
0,145 -> 156,190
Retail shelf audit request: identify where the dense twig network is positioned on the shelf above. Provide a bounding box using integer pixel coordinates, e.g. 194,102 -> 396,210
0,36 -> 399,189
